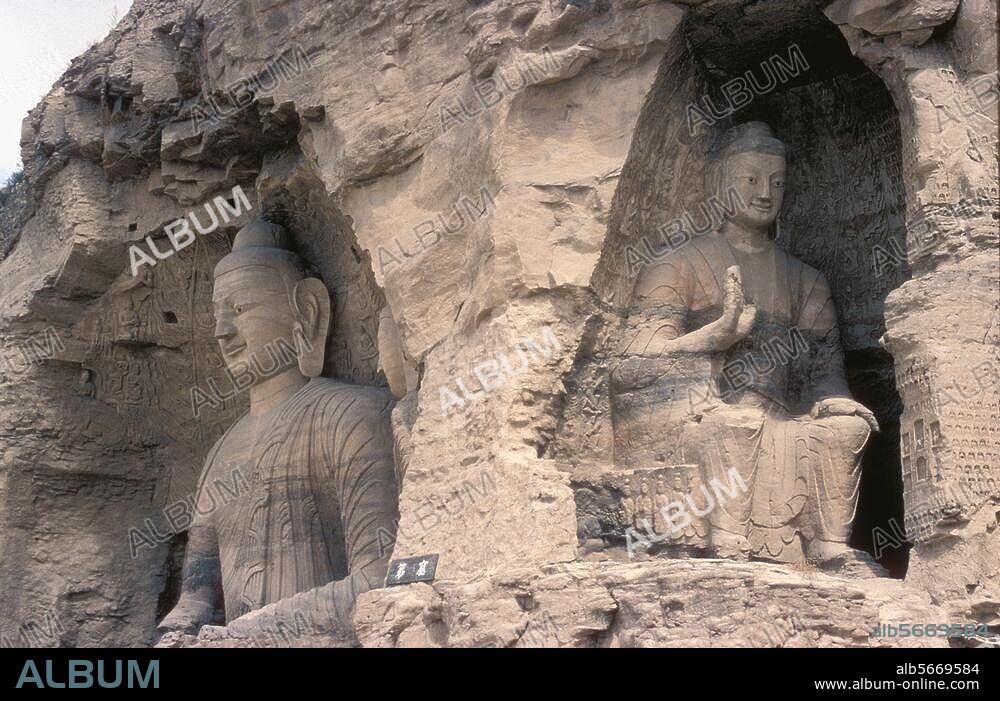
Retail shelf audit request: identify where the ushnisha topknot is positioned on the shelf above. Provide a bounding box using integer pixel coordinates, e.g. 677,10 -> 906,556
231,217 -> 294,251
214,217 -> 309,287
711,121 -> 786,163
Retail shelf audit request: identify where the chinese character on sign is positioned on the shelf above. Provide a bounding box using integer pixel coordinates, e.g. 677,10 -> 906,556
385,555 -> 439,586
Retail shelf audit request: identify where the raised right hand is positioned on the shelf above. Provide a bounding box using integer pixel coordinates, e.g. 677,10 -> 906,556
707,265 -> 756,351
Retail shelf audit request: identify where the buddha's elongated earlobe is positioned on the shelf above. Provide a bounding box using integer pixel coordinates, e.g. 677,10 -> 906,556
291,277 -> 331,377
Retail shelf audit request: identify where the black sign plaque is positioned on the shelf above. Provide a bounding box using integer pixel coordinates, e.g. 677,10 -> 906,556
385,554 -> 439,586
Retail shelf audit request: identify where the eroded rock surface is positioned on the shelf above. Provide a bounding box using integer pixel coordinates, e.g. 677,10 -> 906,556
355,559 -> 961,648
0,0 -> 995,648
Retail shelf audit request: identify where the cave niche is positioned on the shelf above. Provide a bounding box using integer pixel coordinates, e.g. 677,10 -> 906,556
564,0 -> 909,575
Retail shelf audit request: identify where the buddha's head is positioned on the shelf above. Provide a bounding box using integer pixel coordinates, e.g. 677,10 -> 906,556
710,121 -> 786,232
212,218 -> 329,381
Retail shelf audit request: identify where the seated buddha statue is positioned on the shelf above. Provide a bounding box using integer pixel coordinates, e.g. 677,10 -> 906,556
610,122 -> 879,563
158,218 -> 399,639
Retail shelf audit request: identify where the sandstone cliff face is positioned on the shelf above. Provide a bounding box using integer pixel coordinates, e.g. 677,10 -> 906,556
0,0 -> 995,647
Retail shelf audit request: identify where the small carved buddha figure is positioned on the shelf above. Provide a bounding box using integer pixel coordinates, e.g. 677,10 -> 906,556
653,479 -> 668,535
158,218 -> 398,637
621,483 -> 636,529
638,479 -> 656,531
611,122 -> 878,563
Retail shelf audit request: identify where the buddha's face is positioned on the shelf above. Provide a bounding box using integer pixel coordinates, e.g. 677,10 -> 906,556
723,150 -> 785,230
212,265 -> 299,377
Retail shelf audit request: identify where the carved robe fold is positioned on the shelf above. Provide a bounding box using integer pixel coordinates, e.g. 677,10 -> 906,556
185,378 -> 398,624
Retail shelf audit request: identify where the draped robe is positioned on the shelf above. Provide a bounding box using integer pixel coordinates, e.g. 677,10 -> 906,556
612,232 -> 869,560
184,378 -> 398,627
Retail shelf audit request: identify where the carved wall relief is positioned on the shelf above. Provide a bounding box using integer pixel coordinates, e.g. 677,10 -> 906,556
75,233 -> 244,505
